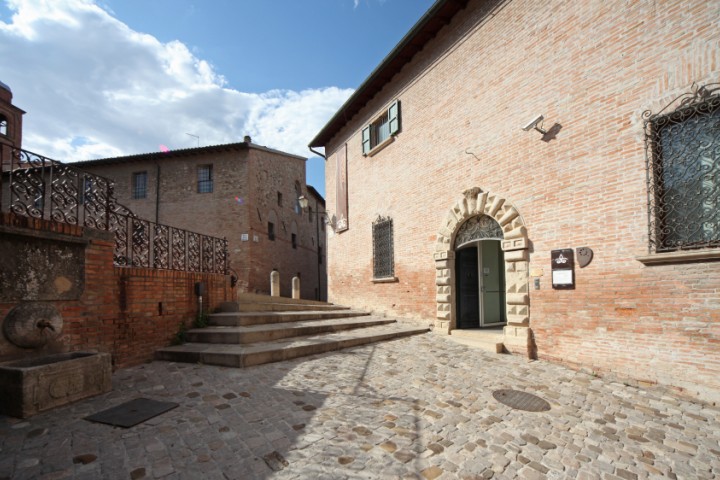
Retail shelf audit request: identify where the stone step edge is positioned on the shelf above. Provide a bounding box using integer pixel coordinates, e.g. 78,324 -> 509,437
155,326 -> 430,368
234,303 -> 350,312
237,293 -> 339,307
185,318 -> 398,344
208,310 -> 371,326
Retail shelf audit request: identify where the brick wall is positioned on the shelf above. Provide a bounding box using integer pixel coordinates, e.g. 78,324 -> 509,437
321,0 -> 720,402
0,213 -> 234,369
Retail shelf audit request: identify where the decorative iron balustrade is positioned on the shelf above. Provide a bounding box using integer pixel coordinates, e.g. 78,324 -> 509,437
1,148 -> 228,274
643,83 -> 720,253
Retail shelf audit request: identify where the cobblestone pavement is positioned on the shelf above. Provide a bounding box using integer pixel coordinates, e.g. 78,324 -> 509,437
2,333 -> 720,480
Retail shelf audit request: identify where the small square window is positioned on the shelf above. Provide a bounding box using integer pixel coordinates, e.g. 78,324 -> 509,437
132,171 -> 147,199
362,100 -> 401,155
292,233 -> 297,249
268,222 -> 275,241
197,165 -> 213,193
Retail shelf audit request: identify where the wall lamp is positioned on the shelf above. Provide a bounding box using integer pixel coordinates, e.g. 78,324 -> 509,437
522,114 -> 547,135
298,195 -> 332,226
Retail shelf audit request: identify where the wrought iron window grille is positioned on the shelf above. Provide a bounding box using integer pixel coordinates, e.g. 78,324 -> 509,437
2,148 -> 228,274
372,216 -> 394,279
132,171 -> 147,199
197,164 -> 213,193
643,82 -> 720,253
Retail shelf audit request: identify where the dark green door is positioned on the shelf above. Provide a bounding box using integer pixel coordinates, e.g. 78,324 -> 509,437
456,246 -> 479,328
479,240 -> 506,325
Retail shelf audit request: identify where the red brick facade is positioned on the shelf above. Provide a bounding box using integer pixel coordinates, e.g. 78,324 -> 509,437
0,213 -> 233,368
312,0 -> 720,402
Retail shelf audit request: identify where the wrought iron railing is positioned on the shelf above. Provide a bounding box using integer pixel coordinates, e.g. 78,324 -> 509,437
643,82 -> 720,253
1,148 -> 228,274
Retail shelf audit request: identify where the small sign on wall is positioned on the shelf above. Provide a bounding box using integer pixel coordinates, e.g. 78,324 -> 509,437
551,249 -> 575,290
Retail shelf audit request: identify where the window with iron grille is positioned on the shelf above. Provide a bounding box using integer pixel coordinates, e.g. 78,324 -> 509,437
132,171 -> 147,199
197,165 -> 213,193
372,216 -> 394,278
644,84 -> 720,252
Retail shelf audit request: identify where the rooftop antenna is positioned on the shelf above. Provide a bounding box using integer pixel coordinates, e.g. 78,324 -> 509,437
186,133 -> 200,147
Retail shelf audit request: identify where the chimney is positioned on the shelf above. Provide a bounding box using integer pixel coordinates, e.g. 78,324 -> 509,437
243,135 -> 252,144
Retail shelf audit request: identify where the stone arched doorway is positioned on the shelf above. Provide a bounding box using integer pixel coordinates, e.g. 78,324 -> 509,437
433,187 -> 532,356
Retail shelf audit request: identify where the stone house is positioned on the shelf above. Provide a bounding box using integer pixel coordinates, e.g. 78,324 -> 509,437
78,140 -> 327,300
310,0 -> 720,402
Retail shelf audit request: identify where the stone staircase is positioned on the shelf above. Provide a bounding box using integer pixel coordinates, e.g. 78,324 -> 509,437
155,293 -> 429,368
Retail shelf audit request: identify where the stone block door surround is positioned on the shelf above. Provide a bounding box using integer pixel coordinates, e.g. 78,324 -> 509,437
434,187 -> 532,356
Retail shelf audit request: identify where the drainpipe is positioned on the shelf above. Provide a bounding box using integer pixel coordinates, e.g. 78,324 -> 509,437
309,146 -> 326,301
309,147 -> 326,160
155,164 -> 161,223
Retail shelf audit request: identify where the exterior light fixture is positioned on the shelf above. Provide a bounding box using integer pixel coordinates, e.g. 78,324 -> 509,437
521,114 -> 547,135
298,195 -> 310,210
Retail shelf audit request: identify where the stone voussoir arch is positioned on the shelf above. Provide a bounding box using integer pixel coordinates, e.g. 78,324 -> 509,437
433,187 -> 530,336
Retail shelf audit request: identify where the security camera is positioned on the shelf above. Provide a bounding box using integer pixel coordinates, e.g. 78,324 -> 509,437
522,114 -> 545,132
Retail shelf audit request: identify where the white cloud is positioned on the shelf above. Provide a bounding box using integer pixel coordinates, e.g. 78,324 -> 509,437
0,0 -> 352,161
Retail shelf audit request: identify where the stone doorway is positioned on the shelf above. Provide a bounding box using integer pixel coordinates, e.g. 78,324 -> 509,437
433,187 -> 532,356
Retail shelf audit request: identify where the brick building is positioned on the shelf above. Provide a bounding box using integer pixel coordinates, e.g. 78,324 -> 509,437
310,0 -> 720,402
79,141 -> 327,300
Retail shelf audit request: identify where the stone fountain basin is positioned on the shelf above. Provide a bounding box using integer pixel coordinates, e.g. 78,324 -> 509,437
0,351 -> 112,418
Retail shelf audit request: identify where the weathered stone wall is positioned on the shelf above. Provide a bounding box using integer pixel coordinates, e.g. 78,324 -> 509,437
322,0 -> 720,401
0,213 -> 234,368
81,145 -> 327,300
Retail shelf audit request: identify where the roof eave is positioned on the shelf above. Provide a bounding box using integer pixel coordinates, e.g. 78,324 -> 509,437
308,0 -> 469,149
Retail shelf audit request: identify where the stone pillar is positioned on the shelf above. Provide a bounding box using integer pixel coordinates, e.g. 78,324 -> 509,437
270,270 -> 280,297
292,276 -> 300,300
433,250 -> 454,334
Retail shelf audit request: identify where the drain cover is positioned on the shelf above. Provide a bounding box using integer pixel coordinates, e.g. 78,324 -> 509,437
85,398 -> 178,428
492,389 -> 550,412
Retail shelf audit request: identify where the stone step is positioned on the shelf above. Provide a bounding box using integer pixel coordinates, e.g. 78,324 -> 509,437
185,317 -> 397,344
448,328 -> 506,354
208,310 -> 370,327
237,292 -> 337,307
155,324 -> 430,368
235,303 -> 350,312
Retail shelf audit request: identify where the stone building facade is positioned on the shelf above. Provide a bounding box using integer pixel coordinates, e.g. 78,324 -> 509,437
79,143 -> 327,300
310,0 -> 720,402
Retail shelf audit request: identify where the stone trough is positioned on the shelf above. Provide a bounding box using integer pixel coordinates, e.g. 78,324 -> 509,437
0,351 -> 112,418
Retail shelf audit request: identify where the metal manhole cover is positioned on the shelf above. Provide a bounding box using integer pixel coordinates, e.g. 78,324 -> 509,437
492,389 -> 550,412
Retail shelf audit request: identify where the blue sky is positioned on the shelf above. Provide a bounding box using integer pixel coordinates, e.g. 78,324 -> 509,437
0,0 -> 435,196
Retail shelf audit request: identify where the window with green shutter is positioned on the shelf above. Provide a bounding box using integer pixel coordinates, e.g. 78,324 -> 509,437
362,100 -> 401,155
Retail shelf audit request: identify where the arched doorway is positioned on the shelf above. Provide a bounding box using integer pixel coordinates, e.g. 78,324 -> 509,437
433,187 -> 532,356
454,215 -> 506,328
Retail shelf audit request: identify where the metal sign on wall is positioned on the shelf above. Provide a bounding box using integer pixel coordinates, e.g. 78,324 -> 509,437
551,249 -> 575,290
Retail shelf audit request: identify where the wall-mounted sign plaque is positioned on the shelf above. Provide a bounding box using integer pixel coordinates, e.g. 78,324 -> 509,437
551,249 -> 575,290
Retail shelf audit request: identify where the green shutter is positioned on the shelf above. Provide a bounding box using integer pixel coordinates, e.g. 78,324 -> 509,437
362,125 -> 371,154
388,100 -> 401,136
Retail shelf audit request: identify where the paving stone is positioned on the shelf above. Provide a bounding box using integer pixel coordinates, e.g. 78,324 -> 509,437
0,335 -> 718,479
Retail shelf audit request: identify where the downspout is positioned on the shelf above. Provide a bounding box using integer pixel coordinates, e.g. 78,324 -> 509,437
309,146 -> 326,301
309,147 -> 326,160
155,163 -> 161,223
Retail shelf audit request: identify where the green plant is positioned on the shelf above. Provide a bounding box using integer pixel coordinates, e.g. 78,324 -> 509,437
172,321 -> 188,345
193,312 -> 209,329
